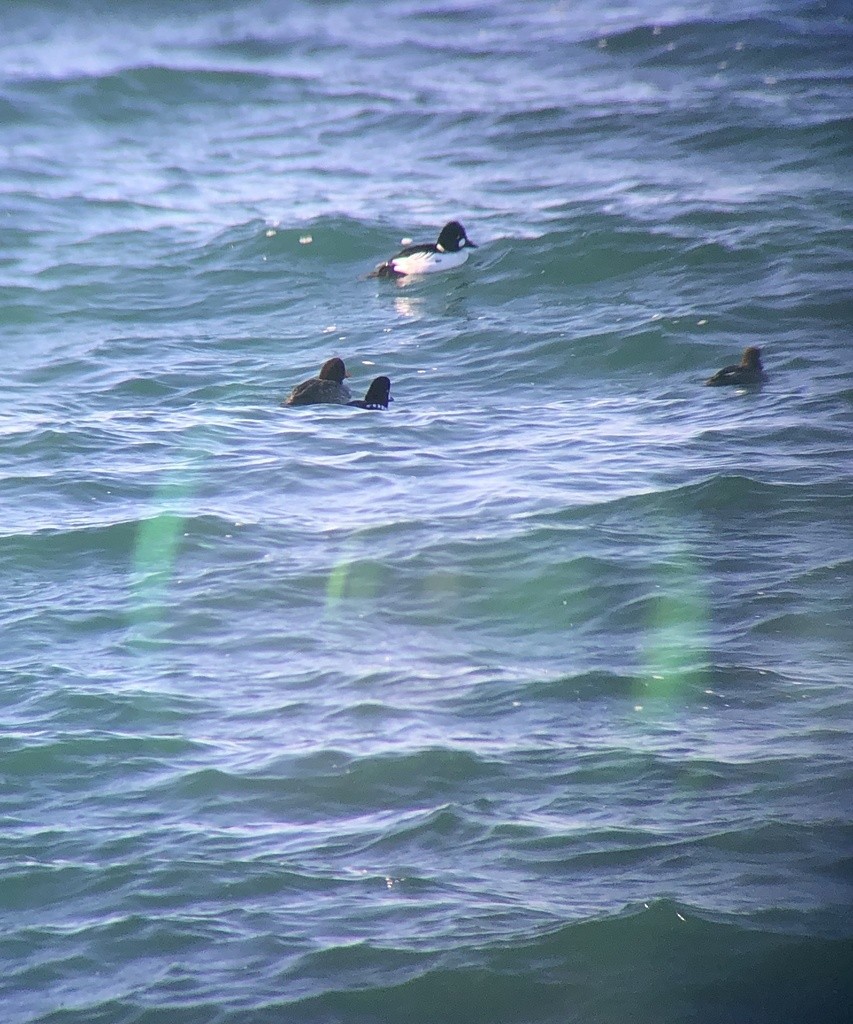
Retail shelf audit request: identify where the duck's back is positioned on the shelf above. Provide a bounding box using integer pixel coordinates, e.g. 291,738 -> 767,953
284,378 -> 350,406
705,364 -> 764,387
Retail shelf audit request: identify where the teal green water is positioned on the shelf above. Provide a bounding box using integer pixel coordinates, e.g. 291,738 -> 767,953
1,1 -> 852,1021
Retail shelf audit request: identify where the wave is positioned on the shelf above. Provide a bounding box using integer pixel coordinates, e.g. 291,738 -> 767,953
9,899 -> 843,1024
532,474 -> 853,527
280,902 -> 852,1024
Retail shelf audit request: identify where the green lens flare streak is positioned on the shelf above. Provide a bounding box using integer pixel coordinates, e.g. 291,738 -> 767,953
326,554 -> 351,607
642,545 -> 708,703
325,544 -> 384,611
129,473 -> 196,641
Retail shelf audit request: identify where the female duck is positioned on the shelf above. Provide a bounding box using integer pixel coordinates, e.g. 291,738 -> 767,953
705,346 -> 766,388
282,357 -> 352,406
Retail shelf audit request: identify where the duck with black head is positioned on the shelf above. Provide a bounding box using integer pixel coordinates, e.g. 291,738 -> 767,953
369,221 -> 477,278
348,375 -> 392,410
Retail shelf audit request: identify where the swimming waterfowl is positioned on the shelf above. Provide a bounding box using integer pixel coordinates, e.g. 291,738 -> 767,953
369,221 -> 477,278
705,346 -> 766,388
347,376 -> 392,410
282,357 -> 352,406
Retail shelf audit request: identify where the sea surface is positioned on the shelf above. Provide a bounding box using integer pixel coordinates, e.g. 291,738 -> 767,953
1,1 -> 851,1021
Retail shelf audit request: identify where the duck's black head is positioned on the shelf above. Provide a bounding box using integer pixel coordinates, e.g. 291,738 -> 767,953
318,357 -> 349,383
362,375 -> 392,408
436,221 -> 477,253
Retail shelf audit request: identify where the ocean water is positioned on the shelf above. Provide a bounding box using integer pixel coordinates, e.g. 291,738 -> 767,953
1,0 -> 851,1021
